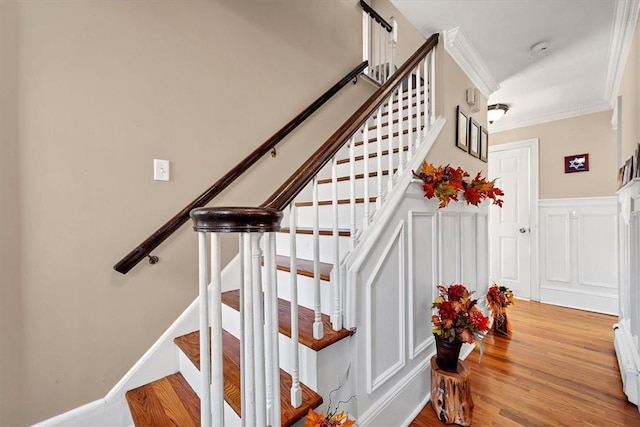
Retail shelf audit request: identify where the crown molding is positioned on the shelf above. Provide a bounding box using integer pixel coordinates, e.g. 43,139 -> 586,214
444,27 -> 500,98
490,101 -> 612,133
603,0 -> 640,106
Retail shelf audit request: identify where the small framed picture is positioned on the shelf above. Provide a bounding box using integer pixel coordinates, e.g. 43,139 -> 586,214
479,126 -> 489,163
469,119 -> 480,158
456,106 -> 469,152
564,153 -> 589,173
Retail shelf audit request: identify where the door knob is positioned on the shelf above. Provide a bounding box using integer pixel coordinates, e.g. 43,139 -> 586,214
519,228 -> 527,233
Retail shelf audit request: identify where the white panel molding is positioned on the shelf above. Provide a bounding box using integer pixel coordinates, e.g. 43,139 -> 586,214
460,212 -> 477,290
407,211 -> 437,360
539,197 -> 619,313
603,0 -> 640,106
357,355 -> 432,427
543,212 -> 571,283
365,221 -> 406,393
444,27 -> 500,98
438,211 -> 461,285
577,212 -> 618,289
476,212 -> 489,296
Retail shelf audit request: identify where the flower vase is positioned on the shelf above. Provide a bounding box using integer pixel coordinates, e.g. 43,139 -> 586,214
434,334 -> 462,372
493,313 -> 509,336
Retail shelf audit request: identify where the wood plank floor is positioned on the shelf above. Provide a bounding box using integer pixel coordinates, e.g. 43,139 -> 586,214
410,300 -> 640,426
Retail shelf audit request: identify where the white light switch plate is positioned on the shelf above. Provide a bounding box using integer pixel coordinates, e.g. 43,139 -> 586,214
154,159 -> 170,181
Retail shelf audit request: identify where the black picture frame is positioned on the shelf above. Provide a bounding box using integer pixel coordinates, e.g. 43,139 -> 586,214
479,126 -> 489,163
564,153 -> 589,173
469,119 -> 480,158
456,106 -> 469,152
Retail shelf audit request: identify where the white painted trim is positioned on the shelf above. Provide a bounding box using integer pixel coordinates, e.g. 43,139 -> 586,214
603,0 -> 640,106
443,27 -> 499,98
490,101 -> 612,133
358,355 -> 433,426
538,196 -> 618,207
365,220 -> 406,393
542,212 -> 571,283
31,400 -> 107,427
539,284 -> 618,299
489,139 -> 540,301
578,212 -> 619,289
407,211 -> 437,360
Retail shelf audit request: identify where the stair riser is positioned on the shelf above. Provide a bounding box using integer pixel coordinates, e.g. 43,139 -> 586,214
316,174 -> 396,200
275,231 -> 350,264
334,152 -> 406,177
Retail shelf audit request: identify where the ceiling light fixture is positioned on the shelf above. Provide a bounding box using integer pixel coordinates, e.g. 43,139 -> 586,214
487,103 -> 509,124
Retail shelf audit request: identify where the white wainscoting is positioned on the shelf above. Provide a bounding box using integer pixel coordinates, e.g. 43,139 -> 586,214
538,197 -> 618,314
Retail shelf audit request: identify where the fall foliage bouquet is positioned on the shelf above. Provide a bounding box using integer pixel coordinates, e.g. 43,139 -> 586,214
413,162 -> 504,208
486,284 -> 514,336
305,408 -> 355,427
432,284 -> 489,346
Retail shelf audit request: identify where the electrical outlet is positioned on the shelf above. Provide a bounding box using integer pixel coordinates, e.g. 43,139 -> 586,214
154,159 -> 170,181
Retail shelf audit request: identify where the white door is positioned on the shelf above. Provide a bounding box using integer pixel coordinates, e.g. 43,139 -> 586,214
488,140 -> 538,300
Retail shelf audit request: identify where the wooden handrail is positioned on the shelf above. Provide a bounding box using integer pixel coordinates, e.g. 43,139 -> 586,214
262,34 -> 438,211
360,0 -> 392,32
114,61 -> 368,274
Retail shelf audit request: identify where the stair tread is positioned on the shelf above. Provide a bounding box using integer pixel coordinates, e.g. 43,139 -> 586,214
295,197 -> 377,208
221,290 -> 351,351
173,330 -> 322,427
274,254 -> 332,281
280,227 -> 351,237
126,373 -> 200,427
353,128 -> 417,147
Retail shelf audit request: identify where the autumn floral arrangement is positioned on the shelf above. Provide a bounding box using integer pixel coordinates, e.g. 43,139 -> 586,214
305,380 -> 356,427
486,284 -> 514,335
413,161 -> 504,208
432,284 -> 489,347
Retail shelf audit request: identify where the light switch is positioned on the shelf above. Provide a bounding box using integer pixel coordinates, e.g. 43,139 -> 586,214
154,159 -> 170,181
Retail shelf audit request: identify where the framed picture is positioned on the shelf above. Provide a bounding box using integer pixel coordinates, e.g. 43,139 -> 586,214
469,119 -> 480,158
618,166 -> 625,189
564,153 -> 589,173
623,156 -> 633,186
456,106 -> 469,151
479,126 -> 489,163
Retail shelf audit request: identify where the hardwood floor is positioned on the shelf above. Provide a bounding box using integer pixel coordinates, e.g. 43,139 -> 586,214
410,300 -> 640,426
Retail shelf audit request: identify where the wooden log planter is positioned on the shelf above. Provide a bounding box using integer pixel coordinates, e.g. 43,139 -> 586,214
430,356 -> 474,426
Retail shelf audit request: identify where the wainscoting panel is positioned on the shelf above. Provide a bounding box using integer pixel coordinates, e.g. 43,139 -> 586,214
539,197 -> 618,314
438,212 -> 460,285
365,221 -> 406,393
408,211 -> 437,360
460,213 -> 478,291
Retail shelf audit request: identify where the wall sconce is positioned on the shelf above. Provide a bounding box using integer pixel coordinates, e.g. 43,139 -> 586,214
488,103 -> 509,124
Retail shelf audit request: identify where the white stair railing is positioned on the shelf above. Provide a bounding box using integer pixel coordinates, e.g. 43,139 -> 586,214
361,0 -> 397,85
190,207 -> 282,427
190,33 -> 438,419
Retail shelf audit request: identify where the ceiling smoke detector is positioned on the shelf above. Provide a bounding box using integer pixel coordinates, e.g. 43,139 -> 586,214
530,41 -> 550,57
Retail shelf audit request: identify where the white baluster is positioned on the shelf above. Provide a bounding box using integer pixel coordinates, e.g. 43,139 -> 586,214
210,233 -> 224,427
423,57 -> 430,128
289,205 -> 302,408
264,233 -> 281,426
250,233 -> 266,427
397,85 -> 404,175
331,156 -> 342,331
241,233 -> 256,426
382,23 -> 387,83
362,11 -> 370,76
349,137 -> 356,251
389,18 -> 397,78
415,63 -> 422,147
377,25 -> 383,83
407,71 -> 414,162
198,232 -> 212,427
312,177 -> 323,340
387,90 -> 394,193
362,123 -> 370,228
238,234 -> 246,425
376,106 -> 383,209
429,50 -> 436,125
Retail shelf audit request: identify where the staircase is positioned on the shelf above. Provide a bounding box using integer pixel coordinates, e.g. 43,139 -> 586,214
120,33 -> 444,426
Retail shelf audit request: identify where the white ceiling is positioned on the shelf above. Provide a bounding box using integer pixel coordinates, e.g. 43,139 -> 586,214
390,0 -> 627,132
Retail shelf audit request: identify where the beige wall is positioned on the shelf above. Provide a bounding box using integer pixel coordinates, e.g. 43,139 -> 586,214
491,111 -> 616,199
2,1 -> 374,424
619,15 -> 640,163
0,2 -> 24,426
